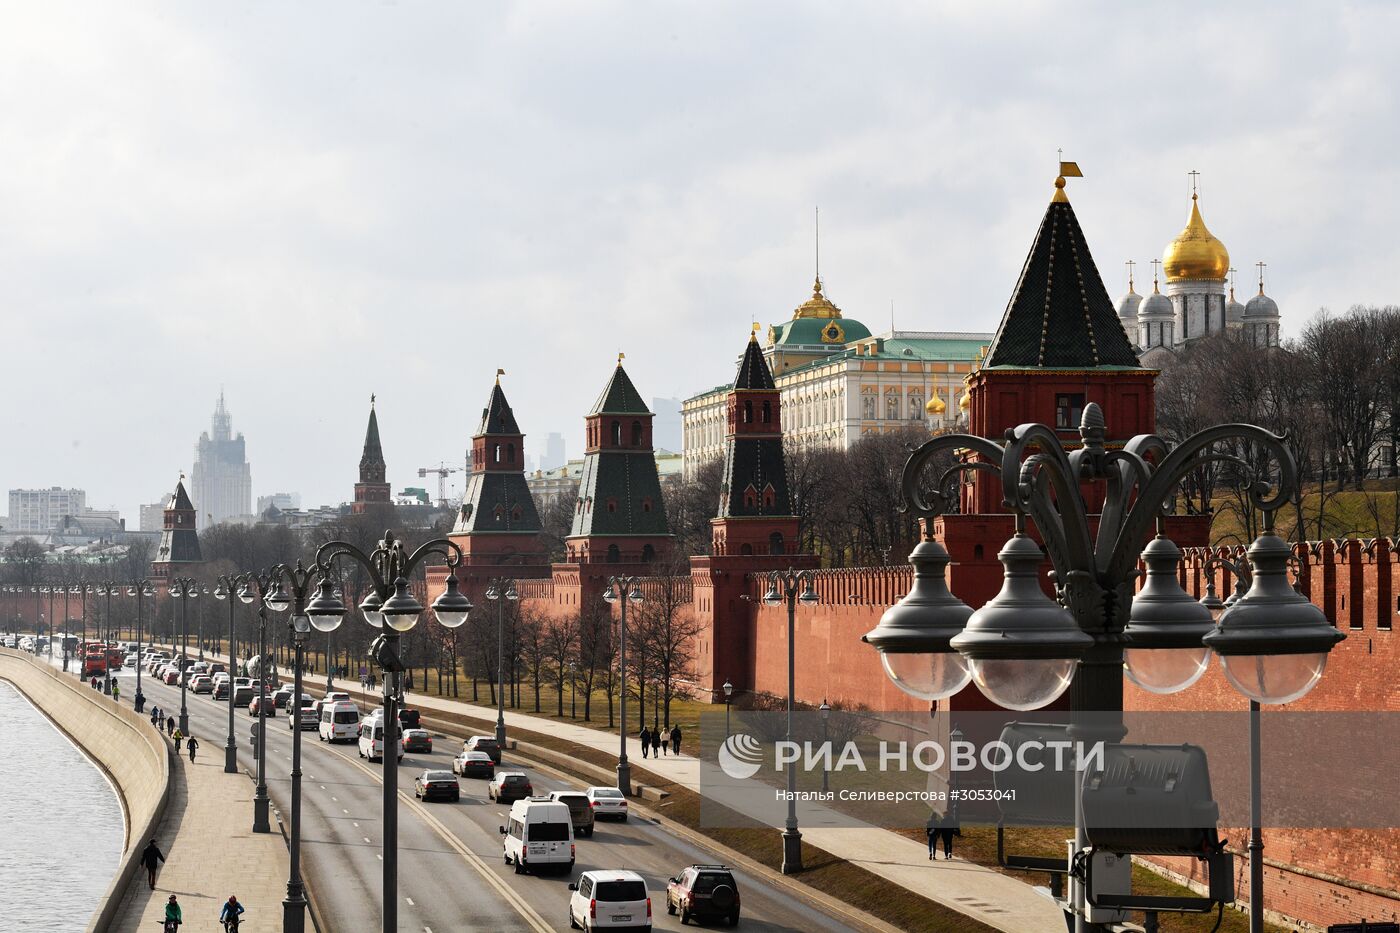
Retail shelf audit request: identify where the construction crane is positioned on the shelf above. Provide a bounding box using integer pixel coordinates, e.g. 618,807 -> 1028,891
417,462 -> 463,507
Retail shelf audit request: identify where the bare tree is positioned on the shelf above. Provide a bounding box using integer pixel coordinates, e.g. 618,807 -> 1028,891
636,553 -> 701,729
3,537 -> 48,585
544,613 -> 577,716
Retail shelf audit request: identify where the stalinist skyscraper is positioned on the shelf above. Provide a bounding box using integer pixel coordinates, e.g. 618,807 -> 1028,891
191,392 -> 253,528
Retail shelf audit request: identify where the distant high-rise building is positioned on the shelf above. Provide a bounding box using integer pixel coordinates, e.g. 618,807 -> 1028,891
651,397 -> 683,453
7,487 -> 87,533
139,502 -> 167,533
256,493 -> 301,516
191,392 -> 253,528
539,432 -> 566,471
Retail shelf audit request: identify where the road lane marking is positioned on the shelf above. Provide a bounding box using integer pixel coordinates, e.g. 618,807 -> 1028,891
342,809 -> 349,814
363,836 -> 372,843
406,897 -> 415,906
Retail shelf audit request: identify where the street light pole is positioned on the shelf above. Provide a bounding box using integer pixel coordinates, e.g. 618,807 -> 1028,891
762,568 -> 819,874
129,580 -> 153,712
722,680 -> 733,742
238,573 -> 278,834
819,700 -> 831,794
98,582 -> 117,695
603,576 -> 644,795
310,531 -> 471,933
485,577 -> 519,747
169,578 -> 198,734
214,572 -> 251,774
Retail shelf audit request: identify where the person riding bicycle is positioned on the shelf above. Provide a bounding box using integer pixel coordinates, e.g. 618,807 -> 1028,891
219,894 -> 245,929
164,893 -> 182,927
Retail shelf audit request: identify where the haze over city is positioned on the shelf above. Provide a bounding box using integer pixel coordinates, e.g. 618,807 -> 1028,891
3,1 -> 1397,522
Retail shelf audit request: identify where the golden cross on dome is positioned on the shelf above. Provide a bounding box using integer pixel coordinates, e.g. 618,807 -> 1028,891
1188,170 -> 1201,198
1256,260 -> 1268,293
1150,258 -> 1162,286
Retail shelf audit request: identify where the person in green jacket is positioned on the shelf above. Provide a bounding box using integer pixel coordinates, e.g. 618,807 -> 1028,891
164,893 -> 182,926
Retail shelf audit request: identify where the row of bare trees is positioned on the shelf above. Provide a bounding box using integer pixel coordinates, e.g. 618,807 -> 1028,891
1156,306 -> 1400,543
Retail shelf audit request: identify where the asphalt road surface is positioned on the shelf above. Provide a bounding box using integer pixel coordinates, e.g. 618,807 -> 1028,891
91,657 -> 852,933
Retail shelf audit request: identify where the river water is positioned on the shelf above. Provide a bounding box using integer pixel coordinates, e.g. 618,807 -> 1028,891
0,680 -> 123,931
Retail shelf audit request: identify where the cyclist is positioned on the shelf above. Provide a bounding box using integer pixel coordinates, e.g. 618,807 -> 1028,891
164,893 -> 182,929
219,894 -> 245,930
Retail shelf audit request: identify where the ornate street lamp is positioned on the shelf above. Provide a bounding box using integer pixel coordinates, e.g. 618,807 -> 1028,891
762,568 -> 818,874
94,581 -> 121,696
870,403 -> 1345,932
302,531 -> 470,933
485,577 -> 520,747
722,680 -> 734,741
818,700 -> 831,794
127,580 -> 155,712
213,572 -> 252,774
168,578 -> 199,732
602,575 -> 644,795
237,571 -> 281,833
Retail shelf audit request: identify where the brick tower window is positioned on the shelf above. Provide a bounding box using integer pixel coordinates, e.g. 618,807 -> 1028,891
769,531 -> 785,555
642,497 -> 653,513
607,544 -> 620,563
762,400 -> 772,423
744,400 -> 754,423
607,498 -> 618,513
1055,394 -> 1085,429
611,420 -> 621,445
631,421 -> 643,446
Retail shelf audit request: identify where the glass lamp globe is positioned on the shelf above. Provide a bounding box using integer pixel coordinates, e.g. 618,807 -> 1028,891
1220,652 -> 1328,705
601,584 -> 618,604
880,651 -> 972,702
431,575 -> 473,629
360,591 -> 384,628
967,657 -> 1076,712
305,579 -> 346,633
381,579 -> 423,633
1124,647 -> 1211,695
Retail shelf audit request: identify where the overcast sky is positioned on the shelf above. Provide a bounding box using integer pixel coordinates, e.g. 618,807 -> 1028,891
2,1 -> 1396,522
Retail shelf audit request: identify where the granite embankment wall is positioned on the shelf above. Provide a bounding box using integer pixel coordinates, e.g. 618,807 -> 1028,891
0,649 -> 171,933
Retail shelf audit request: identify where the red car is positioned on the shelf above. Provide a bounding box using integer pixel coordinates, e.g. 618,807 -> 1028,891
248,695 -> 276,717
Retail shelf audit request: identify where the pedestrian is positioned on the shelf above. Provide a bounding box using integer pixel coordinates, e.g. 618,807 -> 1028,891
939,810 -> 958,860
670,724 -> 682,756
173,727 -> 184,752
150,705 -> 160,728
166,715 -> 175,737
639,726 -> 651,759
141,838 -> 165,889
111,682 -> 120,704
187,735 -> 199,763
135,692 -> 145,714
649,729 -> 661,759
90,675 -> 98,690
925,812 -> 939,860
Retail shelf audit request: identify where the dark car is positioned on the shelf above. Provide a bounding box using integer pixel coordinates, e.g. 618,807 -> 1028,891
465,735 -> 502,765
213,681 -> 231,700
397,708 -> 421,730
414,769 -> 460,802
403,729 -> 433,754
667,864 -> 741,926
488,771 -> 533,803
273,687 -> 294,709
549,791 -> 595,837
453,750 -> 494,779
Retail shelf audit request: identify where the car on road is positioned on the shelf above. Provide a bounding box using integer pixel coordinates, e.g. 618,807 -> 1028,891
232,682 -> 255,706
208,662 -> 225,675
398,708 -> 421,730
162,668 -> 181,685
318,701 -> 361,743
501,798 -> 574,875
665,864 -> 741,926
414,769 -> 460,802
273,686 -> 295,709
213,680 -> 231,701
569,870 -> 650,930
549,791 -> 596,838
464,735 -> 502,764
403,729 -> 433,754
488,771 -> 533,804
314,691 -> 353,718
190,674 -> 214,695
248,694 -> 276,717
288,702 -> 318,730
453,750 -> 495,779
585,786 -> 628,822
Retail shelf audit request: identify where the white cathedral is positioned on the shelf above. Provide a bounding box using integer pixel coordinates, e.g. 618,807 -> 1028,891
1117,191 -> 1281,363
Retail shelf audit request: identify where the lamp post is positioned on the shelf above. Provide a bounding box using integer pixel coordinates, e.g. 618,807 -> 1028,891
95,582 -> 120,695
602,575 -> 644,796
722,680 -> 733,741
168,578 -> 199,733
818,699 -> 831,794
213,572 -> 251,774
256,560 -> 327,933
77,584 -> 92,680
59,584 -> 73,672
485,577 -> 519,747
128,580 -> 154,712
865,404 -> 1344,933
306,531 -> 471,933
569,660 -> 577,718
762,568 -> 819,875
237,572 -> 279,833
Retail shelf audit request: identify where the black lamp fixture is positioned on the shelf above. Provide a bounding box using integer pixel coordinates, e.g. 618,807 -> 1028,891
1121,524 -> 1216,695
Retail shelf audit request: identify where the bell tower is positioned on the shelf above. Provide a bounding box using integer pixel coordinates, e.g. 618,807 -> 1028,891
352,396 -> 392,515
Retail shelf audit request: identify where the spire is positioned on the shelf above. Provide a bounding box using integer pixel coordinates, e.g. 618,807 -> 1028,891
359,398 -> 386,484
1151,259 -> 1162,293
734,330 -> 776,390
589,361 -> 650,415
983,176 -> 1141,369
477,380 -> 522,435
169,476 -> 195,511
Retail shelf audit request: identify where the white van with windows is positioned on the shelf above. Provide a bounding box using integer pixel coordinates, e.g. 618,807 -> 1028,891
319,701 -> 361,743
499,798 -> 575,875
358,714 -> 404,763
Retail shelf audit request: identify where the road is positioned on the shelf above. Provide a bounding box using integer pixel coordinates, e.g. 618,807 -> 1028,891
84,654 -> 852,932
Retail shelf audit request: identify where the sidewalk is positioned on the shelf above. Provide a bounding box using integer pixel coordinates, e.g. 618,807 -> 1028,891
31,647 -> 290,930
393,687 -> 1065,933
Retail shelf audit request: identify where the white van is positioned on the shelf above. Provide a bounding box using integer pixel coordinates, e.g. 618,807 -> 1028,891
568,870 -> 651,930
319,701 -> 361,743
358,717 -> 404,763
500,799 -> 575,875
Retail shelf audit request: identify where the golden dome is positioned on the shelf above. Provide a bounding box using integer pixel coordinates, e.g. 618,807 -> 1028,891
1163,194 -> 1229,282
958,388 -> 970,412
925,393 -> 946,416
793,277 -> 842,319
